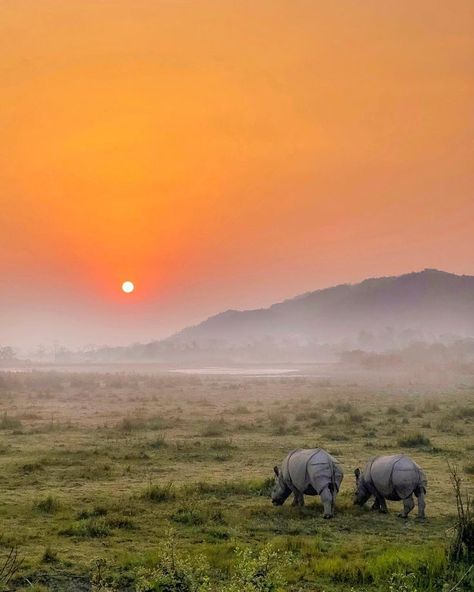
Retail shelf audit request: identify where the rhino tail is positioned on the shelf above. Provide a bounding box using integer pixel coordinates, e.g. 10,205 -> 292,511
414,484 -> 426,497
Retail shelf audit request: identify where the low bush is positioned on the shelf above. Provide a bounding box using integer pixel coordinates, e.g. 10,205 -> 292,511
77,505 -> 108,520
398,433 -> 431,448
34,495 -> 61,514
200,421 -> 226,437
227,544 -> 289,592
368,545 -> 446,588
464,463 -> 474,475
149,434 -> 167,449
449,406 -> 474,419
184,478 -> 273,498
171,506 -> 205,526
208,438 -> 236,451
136,532 -> 211,592
448,463 -> 474,563
41,546 -> 59,563
117,417 -> 146,432
60,518 -> 110,538
142,482 -> 175,503
0,414 -> 22,430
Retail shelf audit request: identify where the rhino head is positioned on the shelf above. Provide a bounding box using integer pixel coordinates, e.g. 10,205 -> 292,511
353,467 -> 371,506
271,466 -> 291,506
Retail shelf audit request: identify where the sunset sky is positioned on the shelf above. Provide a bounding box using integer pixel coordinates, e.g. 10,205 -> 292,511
1,1 -> 473,351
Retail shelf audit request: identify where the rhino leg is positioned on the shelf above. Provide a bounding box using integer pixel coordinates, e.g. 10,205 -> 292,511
398,495 -> 415,519
320,487 -> 334,519
371,494 -> 388,513
415,488 -> 426,520
292,492 -> 304,507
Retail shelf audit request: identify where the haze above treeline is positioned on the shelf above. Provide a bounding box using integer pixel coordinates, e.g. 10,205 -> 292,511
3,269 -> 474,370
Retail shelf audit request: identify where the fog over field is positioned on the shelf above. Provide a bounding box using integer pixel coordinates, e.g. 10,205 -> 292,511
7,270 -> 473,376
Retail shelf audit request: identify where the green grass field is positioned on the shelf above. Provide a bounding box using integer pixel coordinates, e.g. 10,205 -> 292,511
0,370 -> 472,591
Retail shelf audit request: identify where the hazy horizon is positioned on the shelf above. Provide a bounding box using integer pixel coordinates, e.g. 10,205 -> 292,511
1,1 -> 473,350
3,267 -> 474,354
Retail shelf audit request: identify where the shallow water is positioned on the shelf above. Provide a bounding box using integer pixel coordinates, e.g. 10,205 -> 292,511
0,363 -> 304,376
168,367 -> 298,376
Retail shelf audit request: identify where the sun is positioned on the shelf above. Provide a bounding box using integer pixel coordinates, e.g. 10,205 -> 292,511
121,280 -> 135,294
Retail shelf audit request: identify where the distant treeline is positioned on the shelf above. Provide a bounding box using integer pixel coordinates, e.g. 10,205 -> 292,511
339,339 -> 474,373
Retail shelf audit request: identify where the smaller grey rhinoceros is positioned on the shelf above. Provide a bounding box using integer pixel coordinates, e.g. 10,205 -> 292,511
272,448 -> 344,518
354,454 -> 427,519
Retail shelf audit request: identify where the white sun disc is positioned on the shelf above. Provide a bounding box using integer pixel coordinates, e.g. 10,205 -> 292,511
121,280 -> 135,294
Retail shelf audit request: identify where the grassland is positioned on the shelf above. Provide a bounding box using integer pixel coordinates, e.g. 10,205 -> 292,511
0,369 -> 472,591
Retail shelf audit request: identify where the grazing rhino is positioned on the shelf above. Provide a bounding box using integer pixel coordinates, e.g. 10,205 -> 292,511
354,454 -> 427,519
272,448 -> 344,518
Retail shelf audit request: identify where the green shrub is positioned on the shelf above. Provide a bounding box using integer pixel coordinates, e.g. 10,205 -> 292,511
136,531 -> 211,592
106,516 -> 135,530
171,506 -> 205,526
208,438 -> 236,451
229,405 -> 250,415
150,434 -> 167,449
117,417 -> 146,432
34,495 -> 61,514
21,461 -> 44,474
184,478 -> 273,498
367,545 -> 445,588
311,556 -> 368,584
60,518 -> 110,538
449,406 -> 474,419
398,433 -> 431,448
464,463 -> 474,475
227,544 -> 289,592
77,505 -> 108,520
142,482 -> 175,503
41,545 -> 59,563
200,420 -> 226,437
388,572 -> 418,592
0,414 -> 22,430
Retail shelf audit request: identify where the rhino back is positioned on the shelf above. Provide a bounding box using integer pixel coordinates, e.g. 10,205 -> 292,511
368,455 -> 424,499
284,448 -> 342,494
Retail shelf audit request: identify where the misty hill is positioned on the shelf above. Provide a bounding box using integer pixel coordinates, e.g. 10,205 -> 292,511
168,269 -> 474,350
47,269 -> 474,363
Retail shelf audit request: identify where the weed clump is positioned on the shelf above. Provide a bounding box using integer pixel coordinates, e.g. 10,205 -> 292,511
171,506 -> 205,526
227,544 -> 289,592
150,434 -> 167,449
184,478 -> 273,498
200,420 -> 226,437
0,414 -> 22,430
41,546 -> 59,563
448,463 -> 474,563
60,519 -> 110,538
117,417 -> 146,432
398,433 -> 431,448
136,531 -> 211,592
464,463 -> 474,475
142,482 -> 176,503
449,406 -> 474,420
34,495 -> 61,514
77,505 -> 108,520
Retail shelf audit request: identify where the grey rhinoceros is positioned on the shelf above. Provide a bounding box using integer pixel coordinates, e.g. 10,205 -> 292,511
354,454 -> 427,519
271,448 -> 344,518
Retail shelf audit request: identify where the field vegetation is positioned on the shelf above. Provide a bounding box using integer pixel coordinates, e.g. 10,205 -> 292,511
0,370 -> 472,591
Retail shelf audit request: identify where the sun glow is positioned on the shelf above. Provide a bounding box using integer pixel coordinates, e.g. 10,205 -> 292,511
121,281 -> 135,294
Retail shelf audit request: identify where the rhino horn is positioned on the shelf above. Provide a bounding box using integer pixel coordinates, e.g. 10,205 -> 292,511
354,468 -> 361,478
273,466 -> 280,476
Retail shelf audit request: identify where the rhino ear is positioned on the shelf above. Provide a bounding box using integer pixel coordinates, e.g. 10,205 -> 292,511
354,468 -> 361,478
273,465 -> 280,477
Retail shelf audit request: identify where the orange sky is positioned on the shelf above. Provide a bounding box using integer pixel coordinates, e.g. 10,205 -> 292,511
1,1 -> 473,349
